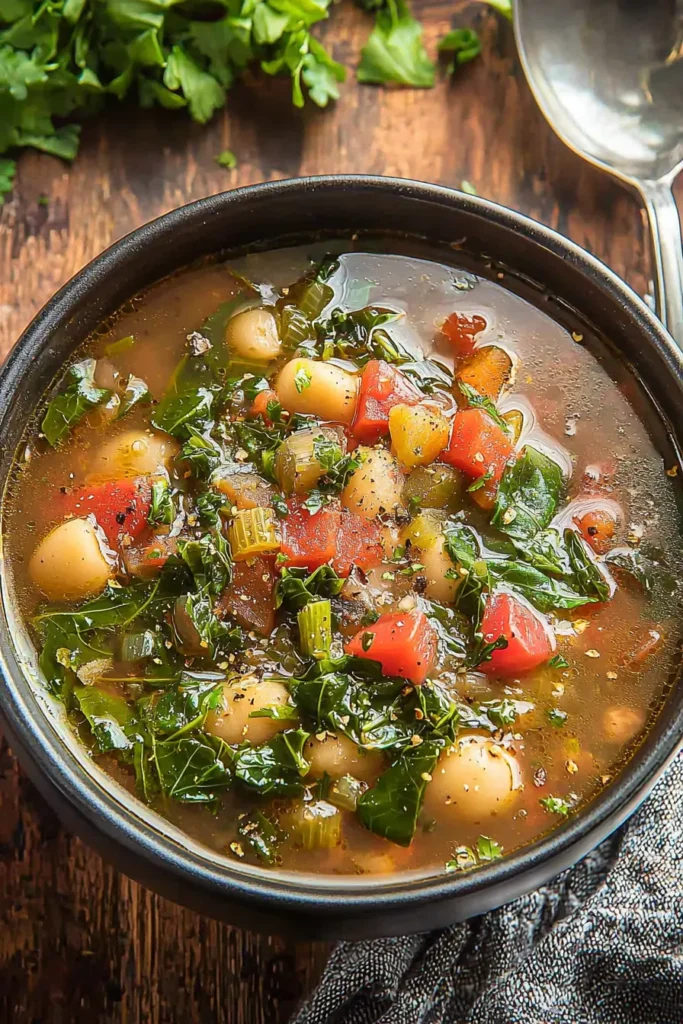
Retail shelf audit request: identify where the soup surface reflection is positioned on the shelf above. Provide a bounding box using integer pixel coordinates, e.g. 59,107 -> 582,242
5,240 -> 682,876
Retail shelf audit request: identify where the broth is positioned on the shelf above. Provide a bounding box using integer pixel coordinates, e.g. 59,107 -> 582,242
4,239 -> 682,876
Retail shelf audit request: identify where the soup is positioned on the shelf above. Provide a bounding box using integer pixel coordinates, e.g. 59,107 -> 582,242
4,241 -> 682,877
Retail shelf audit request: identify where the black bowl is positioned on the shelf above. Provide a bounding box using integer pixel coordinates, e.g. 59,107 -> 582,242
0,176 -> 681,940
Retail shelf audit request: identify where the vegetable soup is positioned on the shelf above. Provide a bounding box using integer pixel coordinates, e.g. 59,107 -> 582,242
4,240 -> 682,876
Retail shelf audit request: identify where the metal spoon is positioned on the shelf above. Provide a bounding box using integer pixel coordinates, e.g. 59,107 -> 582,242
514,0 -> 683,347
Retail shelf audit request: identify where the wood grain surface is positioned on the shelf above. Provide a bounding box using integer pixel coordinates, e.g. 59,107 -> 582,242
0,3 -> 680,1022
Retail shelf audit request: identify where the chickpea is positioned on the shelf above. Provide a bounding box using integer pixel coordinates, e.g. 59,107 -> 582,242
29,518 -> 113,602
341,448 -> 404,520
89,429 -> 178,481
276,358 -> 359,425
602,706 -> 644,744
225,307 -> 282,362
204,678 -> 294,745
305,733 -> 384,783
424,734 -> 523,823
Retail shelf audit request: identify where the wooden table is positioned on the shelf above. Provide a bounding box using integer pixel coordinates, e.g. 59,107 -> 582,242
0,4 -> 678,1021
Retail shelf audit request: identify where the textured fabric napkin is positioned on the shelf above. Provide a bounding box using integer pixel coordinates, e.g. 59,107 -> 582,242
294,752 -> 683,1024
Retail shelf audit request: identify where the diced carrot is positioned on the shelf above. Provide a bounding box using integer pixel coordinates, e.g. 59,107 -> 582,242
441,408 -> 514,485
345,610 -> 438,684
456,345 -> 512,400
440,312 -> 487,359
352,360 -> 421,444
249,389 -> 279,425
479,593 -> 556,677
281,498 -> 341,571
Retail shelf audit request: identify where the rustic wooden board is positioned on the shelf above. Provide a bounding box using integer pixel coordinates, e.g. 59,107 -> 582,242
0,4 -> 680,1021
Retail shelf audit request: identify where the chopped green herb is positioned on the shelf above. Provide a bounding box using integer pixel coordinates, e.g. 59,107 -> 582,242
294,367 -> 312,393
358,0 -> 436,88
438,28 -> 481,73
215,150 -> 237,170
540,795 -> 572,816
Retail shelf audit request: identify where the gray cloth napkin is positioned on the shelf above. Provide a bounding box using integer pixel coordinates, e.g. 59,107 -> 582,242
294,752 -> 683,1024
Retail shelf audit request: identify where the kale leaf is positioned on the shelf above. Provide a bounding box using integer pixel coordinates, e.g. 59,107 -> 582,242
41,359 -> 110,446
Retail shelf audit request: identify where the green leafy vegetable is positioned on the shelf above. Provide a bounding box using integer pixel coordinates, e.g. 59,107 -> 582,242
153,737 -> 232,803
117,374 -> 150,419
74,686 -> 133,753
358,0 -> 435,87
0,0 -> 347,165
238,811 -> 283,864
546,707 -> 568,728
41,359 -> 110,446
604,547 -> 653,592
476,834 -> 503,861
148,478 -> 175,528
438,28 -> 481,73
216,149 -> 237,170
540,795 -> 572,817
548,654 -> 569,669
0,157 -> 16,204
492,447 -> 564,540
357,738 -> 444,846
484,0 -> 512,20
275,564 -> 344,610
232,728 -> 311,796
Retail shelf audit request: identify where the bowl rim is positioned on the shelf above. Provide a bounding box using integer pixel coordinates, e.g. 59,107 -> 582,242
1,173 -> 682,926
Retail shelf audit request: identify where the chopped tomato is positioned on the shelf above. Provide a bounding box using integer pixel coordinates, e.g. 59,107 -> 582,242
345,610 -> 438,684
441,409 -> 514,491
281,499 -> 341,571
218,556 -> 276,635
249,389 -> 279,425
332,509 -> 384,577
352,360 -> 421,444
573,508 -> 617,554
61,478 -> 151,549
479,593 -> 555,677
440,312 -> 487,360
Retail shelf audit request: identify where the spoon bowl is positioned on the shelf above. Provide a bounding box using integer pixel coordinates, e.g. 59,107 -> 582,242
515,0 -> 683,344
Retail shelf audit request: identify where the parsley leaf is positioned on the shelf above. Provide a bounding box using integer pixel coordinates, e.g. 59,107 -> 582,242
215,149 -> 237,170
438,28 -> 481,73
0,157 -> 16,204
358,0 -> 436,87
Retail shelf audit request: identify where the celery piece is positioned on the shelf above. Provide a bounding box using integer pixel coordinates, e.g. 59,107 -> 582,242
274,427 -> 338,495
227,507 -> 280,561
290,799 -> 342,851
328,774 -> 368,812
297,599 -> 332,660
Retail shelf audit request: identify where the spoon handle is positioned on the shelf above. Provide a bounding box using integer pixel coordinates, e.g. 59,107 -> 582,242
639,179 -> 683,349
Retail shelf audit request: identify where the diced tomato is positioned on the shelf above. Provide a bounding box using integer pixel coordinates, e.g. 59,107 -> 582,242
218,556 -> 277,635
440,312 -> 487,360
573,508 -> 617,554
61,478 -> 152,549
281,499 -> 341,571
479,593 -> 556,677
345,610 -> 438,684
442,409 -> 514,488
332,509 -> 384,577
352,360 -> 421,444
249,389 -> 279,425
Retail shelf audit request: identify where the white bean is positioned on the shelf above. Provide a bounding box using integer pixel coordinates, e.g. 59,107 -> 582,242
424,735 -> 523,823
276,358 -> 359,425
204,678 -> 294,745
225,308 -> 282,362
